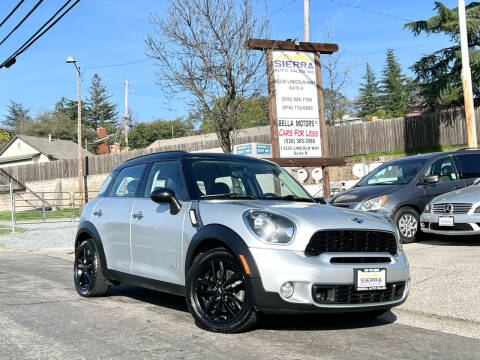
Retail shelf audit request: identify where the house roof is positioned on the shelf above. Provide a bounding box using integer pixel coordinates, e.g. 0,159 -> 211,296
0,134 -> 93,160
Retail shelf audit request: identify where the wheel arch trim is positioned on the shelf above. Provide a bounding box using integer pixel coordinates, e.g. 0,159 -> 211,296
75,221 -> 108,273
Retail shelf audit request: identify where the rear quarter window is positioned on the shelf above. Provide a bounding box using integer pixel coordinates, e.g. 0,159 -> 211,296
454,154 -> 480,179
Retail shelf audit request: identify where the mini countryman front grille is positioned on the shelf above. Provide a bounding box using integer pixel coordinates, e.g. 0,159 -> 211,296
432,203 -> 472,214
305,230 -> 398,256
312,282 -> 406,305
430,223 -> 473,231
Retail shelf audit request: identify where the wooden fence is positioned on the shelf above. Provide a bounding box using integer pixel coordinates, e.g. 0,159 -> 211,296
1,107 -> 479,189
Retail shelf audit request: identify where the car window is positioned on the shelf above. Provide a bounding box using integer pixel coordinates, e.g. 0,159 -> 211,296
424,157 -> 458,183
144,161 -> 185,199
97,172 -> 116,196
109,164 -> 146,197
358,159 -> 425,186
256,173 -> 295,196
454,154 -> 480,179
215,176 -> 246,194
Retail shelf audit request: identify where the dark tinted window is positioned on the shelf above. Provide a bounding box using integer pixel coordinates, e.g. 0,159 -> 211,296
424,157 -> 458,183
110,164 -> 146,197
144,161 -> 185,199
455,154 -> 480,179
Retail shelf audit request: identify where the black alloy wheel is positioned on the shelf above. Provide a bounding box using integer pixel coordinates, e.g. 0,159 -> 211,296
74,239 -> 109,297
186,249 -> 258,333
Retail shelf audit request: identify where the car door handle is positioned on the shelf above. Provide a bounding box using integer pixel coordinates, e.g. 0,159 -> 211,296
93,210 -> 103,217
132,211 -> 144,220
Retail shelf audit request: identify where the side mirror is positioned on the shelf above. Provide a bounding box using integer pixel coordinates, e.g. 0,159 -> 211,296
425,175 -> 439,184
151,187 -> 182,215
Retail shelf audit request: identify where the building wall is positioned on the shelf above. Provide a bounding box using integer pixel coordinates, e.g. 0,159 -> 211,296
0,138 -> 38,158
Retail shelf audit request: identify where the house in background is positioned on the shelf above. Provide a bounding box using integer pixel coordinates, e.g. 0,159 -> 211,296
0,134 -> 92,168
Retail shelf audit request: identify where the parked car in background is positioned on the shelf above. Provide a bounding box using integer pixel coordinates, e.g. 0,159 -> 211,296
420,179 -> 480,236
329,149 -> 480,243
74,151 -> 409,333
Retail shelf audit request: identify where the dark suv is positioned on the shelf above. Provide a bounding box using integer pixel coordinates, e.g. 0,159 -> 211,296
330,149 -> 480,243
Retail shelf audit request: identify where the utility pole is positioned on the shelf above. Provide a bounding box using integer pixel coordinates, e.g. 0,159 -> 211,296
458,0 -> 478,148
124,79 -> 129,150
304,0 -> 309,42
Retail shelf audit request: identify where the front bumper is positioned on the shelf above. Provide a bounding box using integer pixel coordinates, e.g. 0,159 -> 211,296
248,247 -> 410,313
420,213 -> 480,236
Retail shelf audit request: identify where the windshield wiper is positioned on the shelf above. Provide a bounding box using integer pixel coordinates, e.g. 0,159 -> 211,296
367,181 -> 396,186
261,194 -> 314,203
200,193 -> 257,199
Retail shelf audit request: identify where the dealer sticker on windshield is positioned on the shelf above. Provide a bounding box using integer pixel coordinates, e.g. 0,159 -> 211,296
355,268 -> 386,291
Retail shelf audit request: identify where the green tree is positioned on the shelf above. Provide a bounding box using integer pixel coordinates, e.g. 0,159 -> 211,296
198,96 -> 269,133
20,98 -> 97,148
128,118 -> 195,149
380,49 -> 408,118
0,129 -> 11,149
3,100 -> 32,130
356,63 -> 381,117
86,74 -> 118,132
404,2 -> 480,107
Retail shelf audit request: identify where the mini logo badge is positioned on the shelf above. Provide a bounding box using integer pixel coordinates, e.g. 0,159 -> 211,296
350,218 -> 364,224
444,204 -> 453,214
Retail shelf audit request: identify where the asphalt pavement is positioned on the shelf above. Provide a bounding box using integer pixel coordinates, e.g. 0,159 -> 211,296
0,250 -> 479,360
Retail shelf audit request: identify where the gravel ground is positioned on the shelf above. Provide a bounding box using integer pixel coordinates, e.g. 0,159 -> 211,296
0,221 -> 76,251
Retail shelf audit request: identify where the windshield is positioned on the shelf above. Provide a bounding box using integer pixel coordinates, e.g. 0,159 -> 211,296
357,159 -> 426,186
185,158 -> 313,202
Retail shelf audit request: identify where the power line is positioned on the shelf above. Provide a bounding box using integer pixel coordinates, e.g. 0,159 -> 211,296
0,0 -> 25,28
270,0 -> 298,15
327,0 -> 413,22
84,58 -> 151,70
0,0 -> 81,69
0,0 -> 44,47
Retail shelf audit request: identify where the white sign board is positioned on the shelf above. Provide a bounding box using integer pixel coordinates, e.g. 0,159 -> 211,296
272,50 -> 322,158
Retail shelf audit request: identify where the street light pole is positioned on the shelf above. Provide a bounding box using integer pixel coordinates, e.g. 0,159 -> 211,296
67,57 -> 84,207
458,0 -> 478,148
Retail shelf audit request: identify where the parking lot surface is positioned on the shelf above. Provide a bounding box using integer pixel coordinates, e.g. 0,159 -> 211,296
0,232 -> 480,359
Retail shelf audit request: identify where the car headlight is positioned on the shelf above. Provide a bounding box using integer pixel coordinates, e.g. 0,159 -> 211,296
475,206 -> 480,213
424,202 -> 432,213
244,210 -> 295,244
358,195 -> 388,211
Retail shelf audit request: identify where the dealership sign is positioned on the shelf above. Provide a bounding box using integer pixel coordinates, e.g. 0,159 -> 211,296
272,50 -> 322,158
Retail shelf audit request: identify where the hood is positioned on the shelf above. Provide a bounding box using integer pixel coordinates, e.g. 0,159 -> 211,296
198,199 -> 397,251
433,184 -> 480,204
331,184 -> 400,204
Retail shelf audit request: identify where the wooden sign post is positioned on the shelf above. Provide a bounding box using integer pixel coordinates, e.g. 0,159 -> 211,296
244,39 -> 343,199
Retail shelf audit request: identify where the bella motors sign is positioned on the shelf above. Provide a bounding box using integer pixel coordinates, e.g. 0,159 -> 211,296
272,50 -> 322,158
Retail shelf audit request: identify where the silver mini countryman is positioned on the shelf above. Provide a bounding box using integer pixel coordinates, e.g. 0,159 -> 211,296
74,151 -> 410,333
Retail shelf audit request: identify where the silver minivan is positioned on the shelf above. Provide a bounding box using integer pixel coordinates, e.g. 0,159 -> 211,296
74,151 -> 410,332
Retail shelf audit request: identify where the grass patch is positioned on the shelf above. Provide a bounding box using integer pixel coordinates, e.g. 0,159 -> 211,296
0,209 -> 80,222
346,144 -> 466,162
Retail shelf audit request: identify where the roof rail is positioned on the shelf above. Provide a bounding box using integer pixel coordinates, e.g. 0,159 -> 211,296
456,147 -> 480,151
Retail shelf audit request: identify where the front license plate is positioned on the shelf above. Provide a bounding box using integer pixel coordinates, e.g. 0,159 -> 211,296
355,268 -> 386,291
438,216 -> 454,227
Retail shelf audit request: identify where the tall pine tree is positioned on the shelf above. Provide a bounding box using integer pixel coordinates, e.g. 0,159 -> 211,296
380,49 -> 408,118
3,100 -> 32,130
357,63 -> 381,117
85,74 -> 118,132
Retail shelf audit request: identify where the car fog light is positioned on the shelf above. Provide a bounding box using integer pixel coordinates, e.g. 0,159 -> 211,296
420,222 -> 425,228
280,282 -> 294,298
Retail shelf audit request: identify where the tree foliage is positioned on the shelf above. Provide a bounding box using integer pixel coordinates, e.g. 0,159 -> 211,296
356,63 -> 381,117
86,74 -> 118,132
2,100 -> 32,130
145,0 -> 269,153
380,49 -> 409,117
128,118 -> 195,149
20,98 -> 97,148
404,1 -> 480,107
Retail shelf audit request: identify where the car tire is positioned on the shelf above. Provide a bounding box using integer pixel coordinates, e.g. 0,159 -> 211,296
186,248 -> 259,333
74,239 -> 110,297
394,206 -> 420,244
